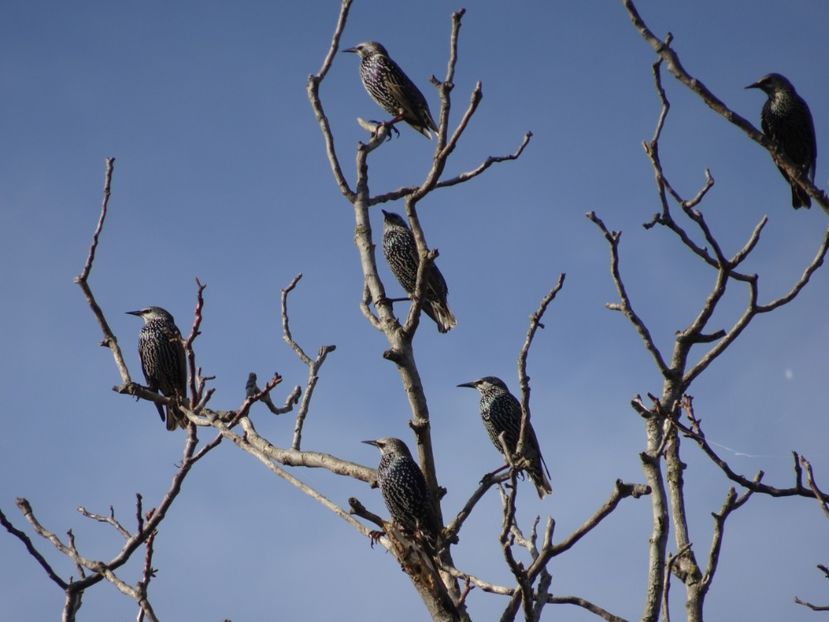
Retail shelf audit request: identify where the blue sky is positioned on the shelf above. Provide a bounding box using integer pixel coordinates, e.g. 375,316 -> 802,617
2,1 -> 828,619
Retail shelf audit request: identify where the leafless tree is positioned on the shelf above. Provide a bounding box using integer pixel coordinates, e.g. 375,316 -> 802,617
2,1 -> 827,621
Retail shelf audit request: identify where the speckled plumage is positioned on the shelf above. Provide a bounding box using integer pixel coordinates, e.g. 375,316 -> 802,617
458,376 -> 552,498
344,41 -> 438,139
363,437 -> 440,539
747,73 -> 817,209
127,306 -> 187,430
381,210 -> 456,333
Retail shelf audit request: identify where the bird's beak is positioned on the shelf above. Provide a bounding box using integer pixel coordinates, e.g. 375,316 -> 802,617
342,47 -> 357,54
362,439 -> 380,447
745,81 -> 761,90
381,209 -> 390,218
457,381 -> 477,389
126,310 -> 143,317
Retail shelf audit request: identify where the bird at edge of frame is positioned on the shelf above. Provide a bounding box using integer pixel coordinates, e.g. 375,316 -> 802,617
457,376 -> 552,498
746,72 -> 817,209
362,437 -> 441,550
343,41 -> 438,140
381,209 -> 457,333
127,306 -> 188,431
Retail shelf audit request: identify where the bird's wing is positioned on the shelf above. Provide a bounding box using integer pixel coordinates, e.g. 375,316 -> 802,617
526,424 -> 552,480
382,58 -> 432,122
424,263 -> 449,301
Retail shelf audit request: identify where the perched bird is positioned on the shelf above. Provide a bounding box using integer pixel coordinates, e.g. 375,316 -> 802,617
363,437 -> 440,541
127,306 -> 188,430
747,73 -> 817,209
381,209 -> 456,333
343,41 -> 438,139
457,376 -> 552,498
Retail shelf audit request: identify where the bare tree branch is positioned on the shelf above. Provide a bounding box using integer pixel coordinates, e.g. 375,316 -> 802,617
279,273 -> 336,449
0,507 -> 68,589
183,279 -> 207,408
444,472 -> 510,542
245,372 -> 302,415
587,212 -> 669,378
795,564 -> 829,612
77,505 -> 130,540
369,132 -> 533,205
547,480 -> 650,558
794,597 -> 829,612
210,414 -> 373,534
545,595 -> 627,622
135,508 -> 158,622
76,157 -> 114,282
516,274 -> 565,458
73,158 -> 132,386
701,485 -> 755,592
662,543 -> 692,622
306,0 -> 355,201
497,476 -> 533,622
799,456 -> 829,521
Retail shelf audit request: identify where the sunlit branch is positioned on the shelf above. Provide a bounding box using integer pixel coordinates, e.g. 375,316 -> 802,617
516,275 -> 565,458
184,278 -> 207,407
444,472 -> 510,542
245,372 -> 301,416
497,476 -> 533,622
279,273 -> 337,450
73,158 -> 132,386
798,456 -> 829,521
77,505 -> 130,540
209,415 -> 371,536
306,0 -> 354,201
587,211 -> 669,376
701,486 -> 755,592
369,132 -> 533,205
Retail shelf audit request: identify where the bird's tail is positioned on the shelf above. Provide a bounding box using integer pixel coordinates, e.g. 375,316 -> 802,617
411,111 -> 437,139
528,449 -> 553,498
152,401 -> 166,424
414,124 -> 434,140
428,302 -> 457,334
791,183 -> 811,209
165,403 -> 188,431
530,467 -> 553,499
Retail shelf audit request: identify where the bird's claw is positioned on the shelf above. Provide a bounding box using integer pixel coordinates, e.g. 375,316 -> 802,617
369,529 -> 385,548
378,120 -> 400,140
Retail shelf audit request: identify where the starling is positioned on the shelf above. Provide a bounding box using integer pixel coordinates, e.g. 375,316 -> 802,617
363,437 -> 440,541
747,73 -> 817,209
457,376 -> 552,498
343,41 -> 438,139
381,210 -> 456,333
127,306 -> 188,430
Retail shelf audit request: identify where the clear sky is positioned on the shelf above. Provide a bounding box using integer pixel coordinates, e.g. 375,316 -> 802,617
2,1 -> 828,620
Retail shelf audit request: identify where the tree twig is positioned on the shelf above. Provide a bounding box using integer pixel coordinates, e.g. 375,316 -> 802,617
279,273 -> 336,449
